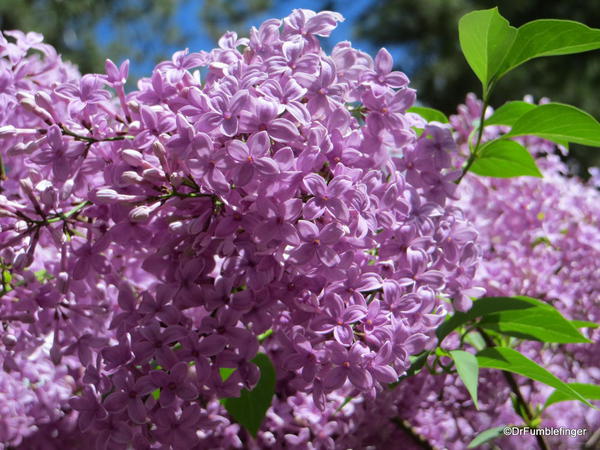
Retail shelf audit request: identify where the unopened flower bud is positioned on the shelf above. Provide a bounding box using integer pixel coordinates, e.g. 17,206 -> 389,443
127,100 -> 140,113
142,168 -> 164,183
152,140 -> 170,174
170,172 -> 184,188
2,334 -> 17,348
18,95 -> 53,123
57,271 -> 69,294
95,188 -> 144,204
121,170 -> 144,184
14,220 -> 28,233
50,340 -> 62,365
0,125 -> 16,138
169,221 -> 184,232
129,205 -> 152,222
120,149 -> 146,167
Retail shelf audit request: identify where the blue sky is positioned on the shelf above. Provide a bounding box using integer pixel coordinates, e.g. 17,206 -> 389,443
176,0 -> 378,55
98,0 -> 408,79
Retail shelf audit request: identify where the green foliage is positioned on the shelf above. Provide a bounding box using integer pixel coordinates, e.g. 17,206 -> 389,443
469,140 -> 542,178
390,351 -> 431,387
450,350 -> 479,409
505,103 -> 600,147
221,353 -> 276,437
407,106 -> 449,123
459,13 -> 600,91
497,19 -> 600,79
571,320 -> 600,329
355,0 -> 600,118
476,303 -> 590,344
466,425 -> 507,448
436,296 -> 585,343
485,101 -> 537,126
476,347 -> 592,407
355,0 -> 600,173
544,383 -> 600,408
458,8 -> 516,93
457,9 -> 600,181
219,367 -> 236,382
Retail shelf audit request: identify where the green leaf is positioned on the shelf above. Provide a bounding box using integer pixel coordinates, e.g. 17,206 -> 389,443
407,106 -> 449,123
486,101 -> 537,126
405,351 -> 430,378
544,383 -> 600,408
572,320 -> 599,329
477,306 -> 590,344
458,8 -> 517,91
335,396 -> 354,413
469,140 -> 542,178
450,350 -> 479,409
257,329 -> 273,342
506,103 -> 600,147
222,353 -> 276,437
463,331 -> 486,351
467,425 -> 507,448
497,19 -> 600,80
477,347 -> 592,407
437,296 -> 566,342
219,367 -> 236,382
34,269 -> 53,282
411,126 -> 425,137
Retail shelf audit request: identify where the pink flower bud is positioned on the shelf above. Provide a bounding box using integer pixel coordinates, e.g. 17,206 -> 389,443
120,149 -> 146,167
57,271 -> 69,294
141,168 -> 164,183
127,100 -> 140,113
129,205 -> 153,222
2,334 -> 17,348
121,170 -> 144,184
95,188 -> 145,204
0,125 -> 16,137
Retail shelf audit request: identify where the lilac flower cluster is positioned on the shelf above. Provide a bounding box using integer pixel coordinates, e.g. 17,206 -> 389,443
251,95 -> 600,450
364,96 -> 600,450
0,10 -> 482,448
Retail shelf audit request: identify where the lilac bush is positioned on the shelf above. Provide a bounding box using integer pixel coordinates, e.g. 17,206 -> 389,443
0,10 -> 483,449
357,95 -> 600,450
1,7 -> 599,450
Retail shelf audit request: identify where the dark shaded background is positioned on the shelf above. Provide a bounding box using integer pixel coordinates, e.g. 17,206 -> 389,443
2,0 -> 599,173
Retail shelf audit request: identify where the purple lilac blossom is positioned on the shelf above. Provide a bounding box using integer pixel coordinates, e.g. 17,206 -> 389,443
16,9 -> 600,450
0,14 -> 480,447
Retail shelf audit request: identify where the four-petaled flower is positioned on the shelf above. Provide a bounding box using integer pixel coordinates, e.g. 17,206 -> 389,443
312,294 -> 367,345
324,342 -> 373,391
227,130 -> 280,186
289,220 -> 344,267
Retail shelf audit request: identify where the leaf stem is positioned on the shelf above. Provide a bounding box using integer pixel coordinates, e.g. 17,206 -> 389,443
391,417 -> 436,450
478,328 -> 549,450
456,91 -> 491,184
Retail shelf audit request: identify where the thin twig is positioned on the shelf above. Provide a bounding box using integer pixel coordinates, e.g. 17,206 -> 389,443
391,417 -> 436,450
58,124 -> 133,144
478,328 -> 549,450
455,93 -> 490,184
